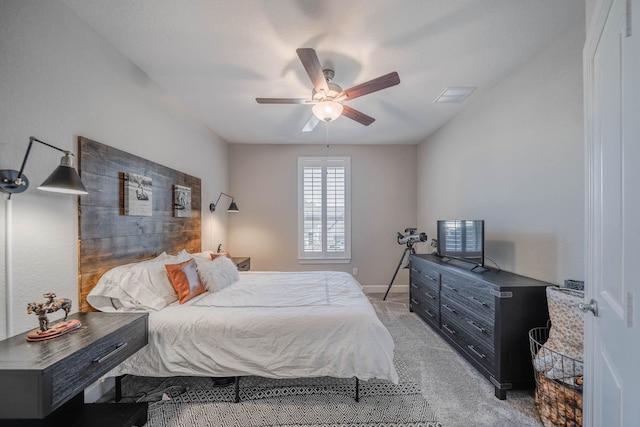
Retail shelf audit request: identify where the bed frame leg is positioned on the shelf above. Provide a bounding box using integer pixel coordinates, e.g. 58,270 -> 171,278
115,375 -> 124,402
234,376 -> 240,403
354,377 -> 359,402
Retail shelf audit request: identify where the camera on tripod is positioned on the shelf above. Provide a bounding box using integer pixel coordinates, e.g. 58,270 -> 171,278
396,227 -> 427,247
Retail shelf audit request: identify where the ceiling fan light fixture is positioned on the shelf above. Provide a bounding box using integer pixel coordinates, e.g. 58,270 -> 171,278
312,100 -> 344,122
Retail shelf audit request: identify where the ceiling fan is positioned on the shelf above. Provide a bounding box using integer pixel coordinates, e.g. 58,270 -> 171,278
256,48 -> 400,132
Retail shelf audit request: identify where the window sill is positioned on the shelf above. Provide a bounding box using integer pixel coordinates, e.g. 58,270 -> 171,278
298,259 -> 351,264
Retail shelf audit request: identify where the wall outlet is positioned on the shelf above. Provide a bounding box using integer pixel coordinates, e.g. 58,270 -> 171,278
352,267 -> 358,276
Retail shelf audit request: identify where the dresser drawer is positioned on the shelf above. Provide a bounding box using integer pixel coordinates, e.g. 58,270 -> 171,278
441,295 -> 495,344
410,258 -> 440,287
50,315 -> 148,410
410,280 -> 439,304
410,295 -> 440,328
440,273 -> 495,318
441,316 -> 495,372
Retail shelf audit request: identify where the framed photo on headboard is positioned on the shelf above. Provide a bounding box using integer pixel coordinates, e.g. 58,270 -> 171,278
123,172 -> 153,216
173,184 -> 191,217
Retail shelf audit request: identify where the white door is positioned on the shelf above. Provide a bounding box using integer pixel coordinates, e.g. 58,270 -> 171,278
584,0 -> 640,425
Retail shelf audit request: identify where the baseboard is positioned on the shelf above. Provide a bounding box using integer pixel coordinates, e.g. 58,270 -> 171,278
362,284 -> 408,294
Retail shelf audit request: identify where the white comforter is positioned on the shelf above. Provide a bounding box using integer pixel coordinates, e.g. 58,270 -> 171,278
109,271 -> 399,383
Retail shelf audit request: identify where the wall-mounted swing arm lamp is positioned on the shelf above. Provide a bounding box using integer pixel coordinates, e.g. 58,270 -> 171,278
209,192 -> 239,213
3,137 -> 88,337
0,136 -> 89,199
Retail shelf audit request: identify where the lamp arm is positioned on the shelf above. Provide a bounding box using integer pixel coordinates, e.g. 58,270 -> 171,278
210,192 -> 235,212
15,137 -> 67,182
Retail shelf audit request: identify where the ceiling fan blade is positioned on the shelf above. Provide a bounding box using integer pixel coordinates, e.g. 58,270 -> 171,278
302,115 -> 321,132
296,48 -> 329,94
256,98 -> 309,104
341,105 -> 375,126
340,72 -> 400,101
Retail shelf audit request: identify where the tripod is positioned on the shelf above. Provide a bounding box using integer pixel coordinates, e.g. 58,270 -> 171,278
383,244 -> 416,300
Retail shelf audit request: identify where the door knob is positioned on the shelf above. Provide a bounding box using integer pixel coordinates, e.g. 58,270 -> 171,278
578,299 -> 599,316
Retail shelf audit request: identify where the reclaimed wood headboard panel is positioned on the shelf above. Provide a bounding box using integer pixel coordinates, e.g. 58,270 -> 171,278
77,137 -> 201,312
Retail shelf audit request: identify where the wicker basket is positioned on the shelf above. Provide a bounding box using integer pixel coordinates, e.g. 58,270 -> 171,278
529,327 -> 583,427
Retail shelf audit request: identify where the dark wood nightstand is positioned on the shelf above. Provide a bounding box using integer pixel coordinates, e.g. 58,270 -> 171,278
232,256 -> 251,271
0,312 -> 148,426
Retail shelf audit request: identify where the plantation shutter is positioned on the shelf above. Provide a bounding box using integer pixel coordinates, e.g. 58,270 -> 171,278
298,157 -> 351,261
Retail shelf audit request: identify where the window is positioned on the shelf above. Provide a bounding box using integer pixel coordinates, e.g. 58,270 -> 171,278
298,157 -> 351,262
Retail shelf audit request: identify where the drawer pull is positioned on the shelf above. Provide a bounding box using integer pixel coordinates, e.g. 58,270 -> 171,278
467,345 -> 486,359
442,324 -> 456,335
425,309 -> 436,318
410,268 -> 419,273
410,298 -> 421,306
423,274 -> 436,281
443,303 -> 456,313
410,283 -> 419,289
443,283 -> 458,292
467,320 -> 486,334
469,296 -> 488,307
93,342 -> 128,364
425,291 -> 436,300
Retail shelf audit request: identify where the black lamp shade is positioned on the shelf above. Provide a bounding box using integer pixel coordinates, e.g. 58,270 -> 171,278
227,201 -> 239,212
38,164 -> 88,195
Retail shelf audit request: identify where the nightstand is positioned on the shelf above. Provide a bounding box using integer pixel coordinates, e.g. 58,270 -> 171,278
232,256 -> 251,271
0,312 -> 148,426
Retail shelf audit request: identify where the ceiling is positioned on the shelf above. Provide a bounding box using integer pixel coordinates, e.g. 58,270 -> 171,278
60,0 -> 584,145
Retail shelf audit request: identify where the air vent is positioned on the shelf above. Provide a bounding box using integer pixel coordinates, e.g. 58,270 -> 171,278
434,87 -> 476,103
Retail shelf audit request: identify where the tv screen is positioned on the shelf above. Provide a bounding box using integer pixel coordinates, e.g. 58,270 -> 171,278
437,220 -> 484,266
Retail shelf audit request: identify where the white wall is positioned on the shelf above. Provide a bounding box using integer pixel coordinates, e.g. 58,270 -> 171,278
416,21 -> 585,285
228,144 -> 418,293
0,0 -> 229,339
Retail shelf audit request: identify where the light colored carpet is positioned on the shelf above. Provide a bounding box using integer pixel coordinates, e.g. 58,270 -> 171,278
376,292 -> 542,427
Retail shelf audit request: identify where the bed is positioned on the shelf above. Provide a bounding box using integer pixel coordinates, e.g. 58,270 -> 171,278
77,138 -> 397,401
87,251 -> 399,391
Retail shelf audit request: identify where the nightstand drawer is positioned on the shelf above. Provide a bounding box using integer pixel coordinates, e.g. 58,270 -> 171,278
232,257 -> 251,271
51,314 -> 148,410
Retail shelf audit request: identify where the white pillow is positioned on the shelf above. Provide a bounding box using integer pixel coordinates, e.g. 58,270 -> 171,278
87,268 -> 137,312
87,252 -> 170,311
195,255 -> 239,292
191,250 -> 215,260
121,260 -> 180,310
165,249 -> 191,263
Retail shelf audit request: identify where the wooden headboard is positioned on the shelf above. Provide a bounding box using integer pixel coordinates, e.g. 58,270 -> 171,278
77,137 -> 201,311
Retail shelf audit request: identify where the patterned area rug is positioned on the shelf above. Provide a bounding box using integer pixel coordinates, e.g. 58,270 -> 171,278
116,297 -> 441,427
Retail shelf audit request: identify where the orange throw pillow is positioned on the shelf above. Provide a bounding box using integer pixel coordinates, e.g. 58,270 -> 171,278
165,259 -> 206,304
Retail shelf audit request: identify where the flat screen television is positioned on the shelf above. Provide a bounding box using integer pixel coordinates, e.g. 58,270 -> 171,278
437,220 -> 484,268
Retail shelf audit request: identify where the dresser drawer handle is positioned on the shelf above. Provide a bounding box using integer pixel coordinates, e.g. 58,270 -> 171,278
410,268 -> 419,273
423,274 -> 436,281
443,283 -> 458,292
442,324 -> 456,335
425,309 -> 436,318
467,345 -> 486,359
425,292 -> 436,300
467,320 -> 486,334
410,283 -> 419,289
469,296 -> 488,307
93,342 -> 128,364
410,298 -> 421,306
443,303 -> 456,313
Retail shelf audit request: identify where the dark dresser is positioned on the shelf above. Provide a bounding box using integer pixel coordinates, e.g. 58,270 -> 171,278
409,254 -> 551,399
0,312 -> 148,426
